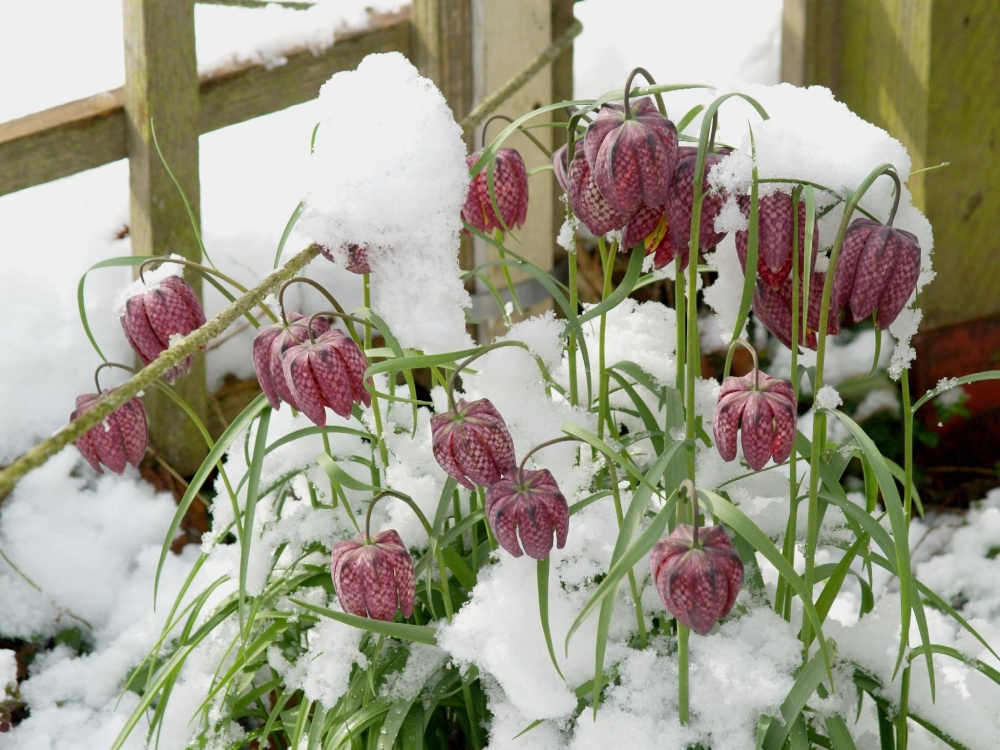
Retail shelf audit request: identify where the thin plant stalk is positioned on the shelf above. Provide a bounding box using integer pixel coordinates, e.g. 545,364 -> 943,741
363,274 -> 390,472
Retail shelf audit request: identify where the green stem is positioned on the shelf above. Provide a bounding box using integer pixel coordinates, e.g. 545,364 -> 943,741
363,275 -> 390,473
597,237 -> 616,440
568,245 -> 580,408
678,623 -> 690,724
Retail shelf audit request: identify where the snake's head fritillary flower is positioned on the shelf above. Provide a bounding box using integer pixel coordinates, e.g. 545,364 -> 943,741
485,467 -> 569,560
552,143 -> 570,193
713,371 -> 797,472
318,243 -> 372,275
736,191 -> 819,288
665,147 -> 728,257
70,391 -> 148,475
331,529 -> 416,621
281,329 -> 371,426
832,218 -> 921,329
252,311 -> 332,410
567,147 -> 631,237
622,202 -> 669,258
752,271 -> 841,350
462,148 -> 529,236
583,98 -> 678,216
650,524 -> 744,636
430,398 -> 515,489
119,275 -> 206,383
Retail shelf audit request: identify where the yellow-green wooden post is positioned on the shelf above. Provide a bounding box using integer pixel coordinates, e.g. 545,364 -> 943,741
123,0 -> 208,476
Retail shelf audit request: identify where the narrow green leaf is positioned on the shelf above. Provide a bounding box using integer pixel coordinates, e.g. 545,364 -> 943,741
240,407 -> 271,618
762,650 -> 828,750
290,598 -> 437,645
537,557 -> 565,680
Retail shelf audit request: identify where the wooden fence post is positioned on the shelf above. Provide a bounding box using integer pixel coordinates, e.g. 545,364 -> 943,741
123,0 -> 208,477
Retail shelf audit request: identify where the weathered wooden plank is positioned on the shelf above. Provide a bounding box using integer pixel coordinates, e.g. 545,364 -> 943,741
0,9 -> 412,199
123,0 -> 207,476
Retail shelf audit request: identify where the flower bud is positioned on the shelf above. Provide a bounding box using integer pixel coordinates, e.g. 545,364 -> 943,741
252,311 -> 332,410
665,147 -> 728,255
650,524 -> 744,635
736,191 -> 819,288
282,329 -> 372,426
462,148 -> 529,236
485,467 -> 569,560
430,398 -> 515,489
583,98 -> 678,215
832,218 -> 921,329
70,391 -> 148,475
119,275 -> 206,383
331,529 -> 416,621
713,371 -> 797,472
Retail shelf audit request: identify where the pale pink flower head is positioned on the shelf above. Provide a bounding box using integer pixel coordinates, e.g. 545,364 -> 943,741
119,275 -> 206,383
252,311 -> 332,410
650,524 -> 744,635
832,218 -> 921,329
71,391 -> 148,475
485,467 -> 569,560
331,529 -> 416,621
281,329 -> 371,426
713,371 -> 797,472
430,398 -> 516,489
462,148 -> 529,236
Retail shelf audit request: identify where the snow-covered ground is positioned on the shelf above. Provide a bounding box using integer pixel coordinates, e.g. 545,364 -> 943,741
2,1 -> 999,748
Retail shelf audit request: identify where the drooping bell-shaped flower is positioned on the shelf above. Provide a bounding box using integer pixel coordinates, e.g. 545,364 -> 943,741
736,191 -> 819,288
567,146 -> 631,237
252,311 -> 332,411
552,143 -> 570,193
119,275 -> 207,383
282,329 -> 372,426
485,467 -> 569,560
71,391 -> 148,475
665,147 -> 728,257
331,529 -> 416,621
318,243 -> 372,275
650,524 -> 744,635
832,218 -> 921,329
430,398 -> 515,489
621,202 -> 669,257
583,98 -> 678,216
462,148 -> 529,236
713,371 -> 797,472
752,271 -> 841,350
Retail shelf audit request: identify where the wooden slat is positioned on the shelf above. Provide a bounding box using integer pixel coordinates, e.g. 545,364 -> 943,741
0,8 -> 411,198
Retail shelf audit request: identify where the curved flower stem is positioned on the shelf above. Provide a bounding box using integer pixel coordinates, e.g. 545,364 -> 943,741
139,256 -> 278,325
444,339 -> 541,412
93,361 -> 140,393
622,67 -> 666,118
304,311 -> 371,346
276,276 -> 352,335
364,489 -> 433,540
492,228 -> 523,319
481,113 -> 552,159
803,163 -> 901,639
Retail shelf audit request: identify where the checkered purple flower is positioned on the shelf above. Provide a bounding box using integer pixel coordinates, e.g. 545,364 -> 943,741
71,391 -> 147,475
713,371 -> 797,472
331,529 -> 416,621
485,467 -> 569,560
430,398 -> 515,489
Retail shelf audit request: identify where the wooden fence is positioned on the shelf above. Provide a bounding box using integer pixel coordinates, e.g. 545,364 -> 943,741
0,0 -> 575,477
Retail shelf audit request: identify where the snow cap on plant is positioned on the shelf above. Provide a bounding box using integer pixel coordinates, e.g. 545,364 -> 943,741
832,215 -> 921,330
485,440 -> 569,559
736,190 -> 819,288
71,383 -> 147,476
282,323 -> 372,427
462,147 -> 529,236
117,261 -> 206,383
650,501 -> 743,636
582,69 -> 678,216
713,343 -> 797,472
666,146 -> 729,261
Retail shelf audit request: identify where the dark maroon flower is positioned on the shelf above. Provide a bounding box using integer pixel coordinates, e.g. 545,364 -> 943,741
650,524 -> 744,635
753,271 -> 841,350
119,275 -> 206,383
621,202 -> 669,256
331,529 -> 416,621
318,243 -> 372,274
713,371 -> 797,472
832,218 -> 921,330
736,191 -> 819,288
252,312 -> 332,411
281,329 -> 372,426
462,148 -> 529,236
567,147 -> 631,237
430,398 -> 515,489
583,98 -> 678,215
71,391 -> 147,475
485,467 -> 569,559
665,147 -> 728,256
